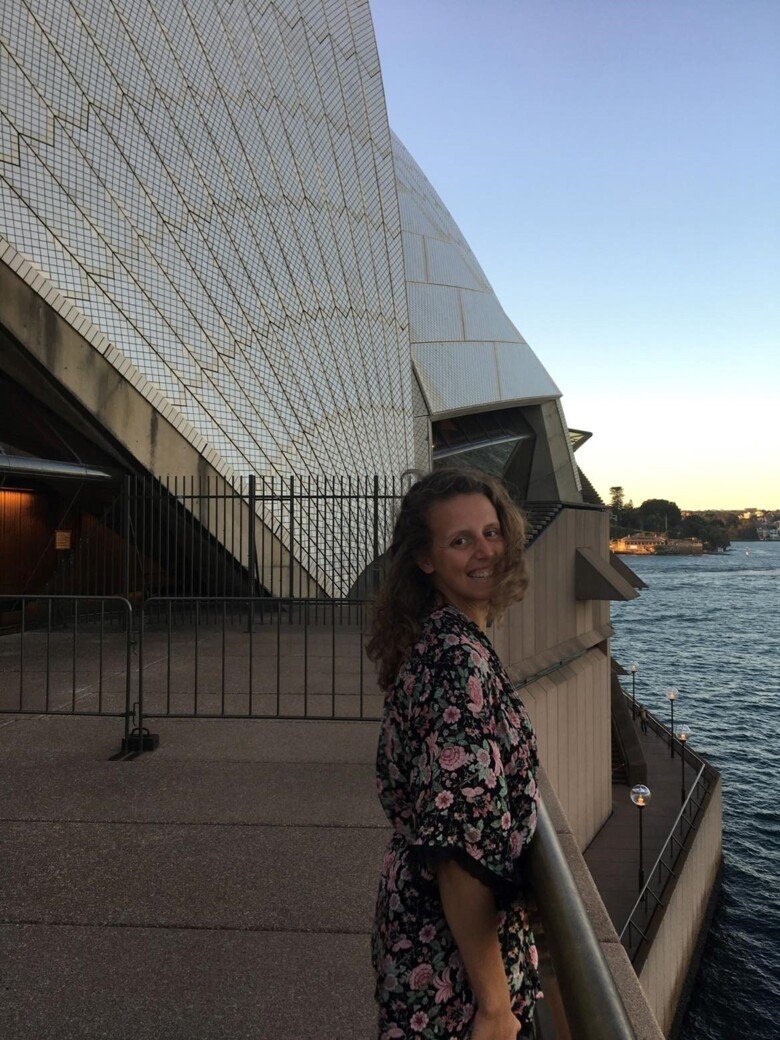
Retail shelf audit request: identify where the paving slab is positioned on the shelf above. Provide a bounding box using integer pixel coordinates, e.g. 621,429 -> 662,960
2,822 -> 388,932
0,712 -> 390,1040
0,714 -> 380,763
0,924 -> 376,1040
1,759 -> 386,826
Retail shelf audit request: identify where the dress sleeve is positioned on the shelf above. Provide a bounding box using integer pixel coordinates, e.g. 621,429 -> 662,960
407,642 -> 536,907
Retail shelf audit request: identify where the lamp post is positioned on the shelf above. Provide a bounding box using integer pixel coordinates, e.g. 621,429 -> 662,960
631,784 -> 652,890
630,663 -> 638,719
677,725 -> 691,803
667,689 -> 678,757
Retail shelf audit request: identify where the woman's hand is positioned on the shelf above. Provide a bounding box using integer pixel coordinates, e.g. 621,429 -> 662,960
470,1004 -> 523,1040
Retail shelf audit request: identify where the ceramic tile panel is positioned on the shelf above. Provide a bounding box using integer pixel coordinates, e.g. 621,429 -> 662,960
392,131 -> 561,421
1,0 -> 412,492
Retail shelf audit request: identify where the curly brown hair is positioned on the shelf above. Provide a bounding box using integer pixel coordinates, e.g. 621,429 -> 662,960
366,468 -> 528,690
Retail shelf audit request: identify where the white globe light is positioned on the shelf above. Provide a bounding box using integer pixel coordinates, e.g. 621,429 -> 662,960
630,784 -> 652,807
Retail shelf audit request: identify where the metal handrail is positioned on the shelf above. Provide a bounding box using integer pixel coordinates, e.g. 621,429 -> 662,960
528,800 -> 636,1039
619,764 -> 707,941
618,684 -> 707,769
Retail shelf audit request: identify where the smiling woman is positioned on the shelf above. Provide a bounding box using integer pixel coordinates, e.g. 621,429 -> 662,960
417,493 -> 507,630
367,470 -> 540,1040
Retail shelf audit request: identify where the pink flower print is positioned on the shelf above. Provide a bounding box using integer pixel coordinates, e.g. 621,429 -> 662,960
382,973 -> 398,992
381,1029 -> 403,1040
435,790 -> 454,810
490,740 -> 502,771
444,633 -> 459,646
483,769 -> 497,789
465,824 -> 481,844
501,811 -> 512,830
419,923 -> 436,943
476,747 -> 491,768
434,966 -> 454,1004
442,704 -> 461,725
529,944 -> 539,969
469,653 -> 487,674
410,1011 -> 429,1032
439,744 -> 467,771
465,842 -> 483,860
408,962 -> 434,990
462,786 -> 483,802
389,892 -> 400,911
467,674 -> 484,715
510,830 -> 523,858
391,938 -> 412,951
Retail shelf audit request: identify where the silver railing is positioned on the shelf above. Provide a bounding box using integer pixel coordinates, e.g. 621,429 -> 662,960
616,685 -> 718,964
529,800 -> 636,1040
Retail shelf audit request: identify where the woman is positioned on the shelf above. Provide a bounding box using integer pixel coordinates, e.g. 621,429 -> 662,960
368,469 -> 541,1040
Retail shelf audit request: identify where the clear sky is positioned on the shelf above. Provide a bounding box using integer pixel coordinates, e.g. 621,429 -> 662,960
371,0 -> 780,510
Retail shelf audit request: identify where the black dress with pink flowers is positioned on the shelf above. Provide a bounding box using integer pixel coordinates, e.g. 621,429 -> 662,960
372,606 -> 542,1039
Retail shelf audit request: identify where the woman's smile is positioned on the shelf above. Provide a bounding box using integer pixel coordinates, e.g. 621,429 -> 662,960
417,493 -> 505,627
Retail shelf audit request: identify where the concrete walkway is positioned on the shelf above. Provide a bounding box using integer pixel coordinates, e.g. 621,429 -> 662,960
0,712 -> 389,1040
584,718 -> 700,934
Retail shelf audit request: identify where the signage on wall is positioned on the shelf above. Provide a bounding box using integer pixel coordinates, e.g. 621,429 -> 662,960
55,530 -> 71,550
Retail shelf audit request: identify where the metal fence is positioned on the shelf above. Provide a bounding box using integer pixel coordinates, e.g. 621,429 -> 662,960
0,590 -> 384,749
617,689 -> 718,965
0,595 -> 134,745
138,596 -> 380,726
42,473 -> 407,602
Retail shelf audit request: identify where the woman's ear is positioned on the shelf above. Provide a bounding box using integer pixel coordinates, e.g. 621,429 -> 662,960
416,553 -> 434,575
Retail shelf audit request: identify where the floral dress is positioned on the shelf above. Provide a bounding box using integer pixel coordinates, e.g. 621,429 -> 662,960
372,605 -> 542,1039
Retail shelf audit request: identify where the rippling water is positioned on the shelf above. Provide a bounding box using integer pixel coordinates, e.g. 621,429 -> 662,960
610,542 -> 780,1040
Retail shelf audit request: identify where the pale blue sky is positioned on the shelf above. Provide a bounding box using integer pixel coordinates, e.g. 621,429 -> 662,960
371,0 -> 780,509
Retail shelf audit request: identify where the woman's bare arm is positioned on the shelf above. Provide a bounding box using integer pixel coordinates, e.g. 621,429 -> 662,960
434,858 -> 519,1032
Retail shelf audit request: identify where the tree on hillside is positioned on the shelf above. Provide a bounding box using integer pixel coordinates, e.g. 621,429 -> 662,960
639,498 -> 682,532
609,486 -> 625,513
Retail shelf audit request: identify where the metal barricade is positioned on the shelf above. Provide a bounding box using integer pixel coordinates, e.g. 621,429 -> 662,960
137,596 -> 379,732
0,595 -> 134,746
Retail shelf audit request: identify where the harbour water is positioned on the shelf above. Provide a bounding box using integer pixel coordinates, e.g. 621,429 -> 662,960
611,542 -> 780,1040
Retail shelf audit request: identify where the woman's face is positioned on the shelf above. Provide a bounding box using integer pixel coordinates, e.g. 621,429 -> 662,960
417,492 -> 505,627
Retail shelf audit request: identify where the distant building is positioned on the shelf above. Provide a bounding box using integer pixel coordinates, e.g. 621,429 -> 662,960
611,533 -> 704,555
611,532 -> 668,554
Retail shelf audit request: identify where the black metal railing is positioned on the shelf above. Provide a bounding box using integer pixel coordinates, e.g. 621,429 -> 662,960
137,596 -> 379,728
0,594 -> 134,746
616,687 -> 718,965
40,473 -> 407,602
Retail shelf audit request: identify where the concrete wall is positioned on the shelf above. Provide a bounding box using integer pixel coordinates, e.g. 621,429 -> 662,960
639,778 -> 723,1035
522,649 -> 612,850
492,507 -> 614,849
493,507 -> 612,677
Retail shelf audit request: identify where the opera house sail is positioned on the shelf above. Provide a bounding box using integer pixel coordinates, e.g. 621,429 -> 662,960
1,3 -> 722,1039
